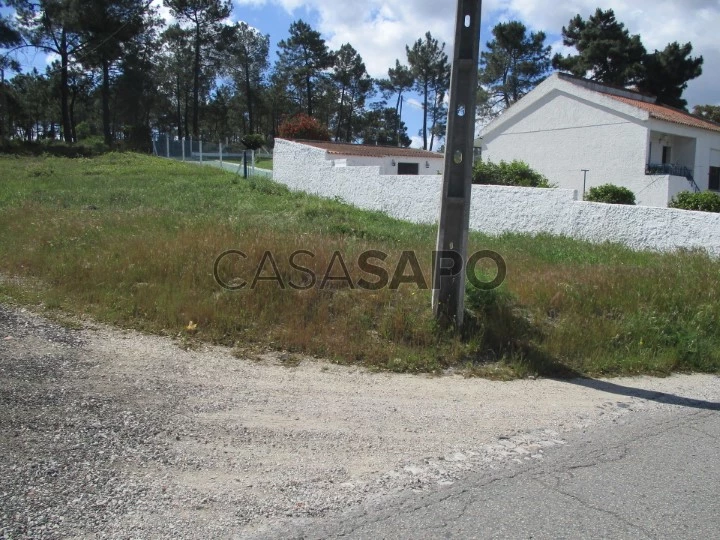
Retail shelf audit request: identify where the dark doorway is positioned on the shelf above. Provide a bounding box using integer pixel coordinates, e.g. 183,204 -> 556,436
709,166 -> 720,191
662,146 -> 672,164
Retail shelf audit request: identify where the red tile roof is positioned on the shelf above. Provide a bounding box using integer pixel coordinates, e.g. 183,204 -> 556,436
292,140 -> 443,159
605,94 -> 720,134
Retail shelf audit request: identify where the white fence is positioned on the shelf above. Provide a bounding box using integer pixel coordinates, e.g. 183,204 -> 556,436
273,139 -> 720,256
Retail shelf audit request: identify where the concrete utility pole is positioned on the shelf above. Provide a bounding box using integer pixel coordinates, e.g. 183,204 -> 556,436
432,0 -> 482,329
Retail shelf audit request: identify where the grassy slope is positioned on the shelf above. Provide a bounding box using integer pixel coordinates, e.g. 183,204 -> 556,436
1,153 -> 719,378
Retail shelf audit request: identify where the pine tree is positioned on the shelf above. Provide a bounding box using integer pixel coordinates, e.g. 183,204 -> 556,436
406,32 -> 449,150
331,43 -> 373,142
275,19 -> 333,118
552,8 -> 646,87
377,60 -> 414,146
218,22 -> 269,134
479,21 -> 551,116
75,0 -> 149,145
359,106 -> 411,147
637,42 -> 703,110
554,9 -> 703,110
10,0 -> 83,141
693,105 -> 720,124
158,25 -> 195,139
164,0 -> 231,137
0,2 -> 23,140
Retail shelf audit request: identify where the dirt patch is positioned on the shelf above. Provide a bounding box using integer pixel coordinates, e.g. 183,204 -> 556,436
1,304 -> 718,538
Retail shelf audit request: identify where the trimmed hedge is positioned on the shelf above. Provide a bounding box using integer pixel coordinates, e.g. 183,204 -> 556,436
669,191 -> 720,213
584,184 -> 636,205
241,133 -> 265,150
472,159 -> 552,188
0,139 -> 108,158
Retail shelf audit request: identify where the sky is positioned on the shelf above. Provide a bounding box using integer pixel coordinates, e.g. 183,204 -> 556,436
5,0 -> 720,148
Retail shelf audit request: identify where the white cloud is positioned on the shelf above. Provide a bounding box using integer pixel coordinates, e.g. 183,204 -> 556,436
45,52 -> 60,66
405,98 -> 423,111
151,0 -> 176,25
234,0 -> 501,77
239,0 -> 719,108
498,0 -> 720,107
409,135 -> 423,149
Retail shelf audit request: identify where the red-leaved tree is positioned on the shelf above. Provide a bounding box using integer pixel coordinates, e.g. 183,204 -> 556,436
278,113 -> 331,141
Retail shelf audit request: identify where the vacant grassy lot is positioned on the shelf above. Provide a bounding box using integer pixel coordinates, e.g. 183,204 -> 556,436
1,153 -> 719,377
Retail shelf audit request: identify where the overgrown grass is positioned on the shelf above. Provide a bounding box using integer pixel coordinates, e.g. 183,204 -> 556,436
1,153 -> 719,378
255,157 -> 273,170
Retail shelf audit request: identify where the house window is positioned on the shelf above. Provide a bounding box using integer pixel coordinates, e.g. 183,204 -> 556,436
709,166 -> 720,191
397,162 -> 419,175
662,146 -> 672,164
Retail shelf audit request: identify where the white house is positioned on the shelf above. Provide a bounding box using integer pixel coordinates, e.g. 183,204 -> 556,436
290,140 -> 444,175
478,72 -> 720,207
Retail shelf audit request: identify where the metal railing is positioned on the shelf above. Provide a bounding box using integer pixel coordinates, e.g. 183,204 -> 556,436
645,163 -> 700,192
151,134 -> 272,177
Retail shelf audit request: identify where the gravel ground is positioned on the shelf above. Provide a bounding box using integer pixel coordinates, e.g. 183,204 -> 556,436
1,303 -> 718,539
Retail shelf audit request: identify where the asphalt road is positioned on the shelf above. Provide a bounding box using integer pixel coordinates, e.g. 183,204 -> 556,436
284,406 -> 720,539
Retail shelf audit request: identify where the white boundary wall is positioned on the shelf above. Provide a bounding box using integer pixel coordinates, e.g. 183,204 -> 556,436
274,139 -> 720,256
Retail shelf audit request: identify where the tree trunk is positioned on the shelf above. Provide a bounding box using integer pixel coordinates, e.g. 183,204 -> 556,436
335,86 -> 346,140
59,30 -> 73,142
0,67 -> 5,140
244,58 -> 254,133
422,79 -> 429,150
101,58 -> 112,146
306,74 -> 313,116
398,96 -> 404,147
395,91 -> 403,146
192,25 -> 201,137
176,75 -> 183,138
184,91 -> 190,140
70,89 -> 77,143
429,89 -> 438,151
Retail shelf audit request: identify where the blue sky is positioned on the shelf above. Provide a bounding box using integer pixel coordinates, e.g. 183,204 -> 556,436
4,0 -> 720,148
220,0 -> 720,148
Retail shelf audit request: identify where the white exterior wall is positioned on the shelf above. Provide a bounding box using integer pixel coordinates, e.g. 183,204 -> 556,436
325,154 -> 444,176
275,140 -> 444,222
483,91 -> 648,196
633,175 -> 688,208
274,139 -> 720,256
480,74 -> 720,207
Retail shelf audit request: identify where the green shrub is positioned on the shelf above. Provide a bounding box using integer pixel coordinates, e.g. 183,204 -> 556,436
472,159 -> 552,188
669,191 -> 720,213
241,133 -> 265,150
584,184 -> 636,205
0,139 -> 107,158
75,121 -> 92,140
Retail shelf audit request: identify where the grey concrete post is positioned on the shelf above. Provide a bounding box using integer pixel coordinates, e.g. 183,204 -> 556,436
219,142 -> 223,166
166,135 -> 170,158
181,137 -> 185,161
432,0 -> 482,329
199,139 -> 203,163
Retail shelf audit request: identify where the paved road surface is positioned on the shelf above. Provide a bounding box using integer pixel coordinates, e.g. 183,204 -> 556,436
283,407 -> 720,539
2,303 -> 718,538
